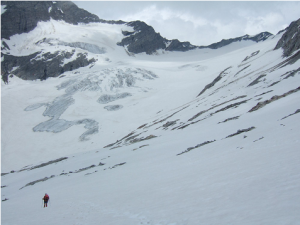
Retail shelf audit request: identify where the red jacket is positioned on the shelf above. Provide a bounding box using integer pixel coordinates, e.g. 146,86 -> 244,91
43,194 -> 49,201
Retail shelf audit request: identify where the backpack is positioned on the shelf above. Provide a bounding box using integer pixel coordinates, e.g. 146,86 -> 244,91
44,194 -> 49,201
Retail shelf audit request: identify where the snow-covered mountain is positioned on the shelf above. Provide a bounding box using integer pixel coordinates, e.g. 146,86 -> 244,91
1,1 -> 273,82
1,1 -> 300,225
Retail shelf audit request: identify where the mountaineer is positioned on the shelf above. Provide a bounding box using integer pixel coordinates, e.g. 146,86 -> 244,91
42,193 -> 50,207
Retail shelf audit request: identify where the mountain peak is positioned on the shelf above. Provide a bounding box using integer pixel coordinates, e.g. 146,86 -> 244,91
1,1 -> 299,84
274,18 -> 300,57
1,1 -> 123,40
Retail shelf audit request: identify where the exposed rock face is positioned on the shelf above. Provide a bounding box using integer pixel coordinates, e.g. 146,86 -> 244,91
225,127 -> 256,138
118,21 -> 166,54
1,52 -> 96,82
118,20 -> 272,54
199,32 -> 273,49
274,18 -> 300,57
177,140 -> 216,156
166,39 -> 197,52
197,67 -> 232,97
248,86 -> 300,112
117,21 -> 197,54
1,1 -> 96,39
247,74 -> 266,87
1,1 -> 119,82
1,1 -> 124,40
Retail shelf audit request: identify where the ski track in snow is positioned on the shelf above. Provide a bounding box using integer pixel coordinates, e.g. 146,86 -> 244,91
2,19 -> 300,225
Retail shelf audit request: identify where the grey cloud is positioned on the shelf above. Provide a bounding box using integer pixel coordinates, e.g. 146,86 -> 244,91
74,1 -> 300,46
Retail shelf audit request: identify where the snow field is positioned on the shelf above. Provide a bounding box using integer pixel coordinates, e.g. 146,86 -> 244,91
2,19 -> 300,224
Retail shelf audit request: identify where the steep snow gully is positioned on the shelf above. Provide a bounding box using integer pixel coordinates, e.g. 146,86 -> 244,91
2,4 -> 300,225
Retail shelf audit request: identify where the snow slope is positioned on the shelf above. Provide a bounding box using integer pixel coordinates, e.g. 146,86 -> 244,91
1,19 -> 300,225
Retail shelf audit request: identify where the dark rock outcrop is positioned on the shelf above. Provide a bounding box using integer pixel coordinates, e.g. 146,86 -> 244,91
1,1 -> 114,82
199,32 -> 273,50
166,39 -> 197,52
247,74 -> 266,87
225,127 -> 256,138
249,86 -> 300,112
242,51 -> 260,62
177,140 -> 216,156
117,20 -> 197,54
117,21 -> 167,54
1,51 -> 96,82
28,157 -> 68,171
281,109 -> 300,120
117,20 -> 272,55
1,1 -> 124,40
20,175 -> 55,189
274,18 -> 300,57
197,67 -> 232,97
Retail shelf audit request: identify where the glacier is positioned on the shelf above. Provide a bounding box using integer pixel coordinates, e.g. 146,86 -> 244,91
1,15 -> 300,225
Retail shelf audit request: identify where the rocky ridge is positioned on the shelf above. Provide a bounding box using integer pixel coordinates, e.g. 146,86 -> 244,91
117,20 -> 198,54
1,1 -> 124,39
274,18 -> 300,57
117,21 -> 273,54
199,32 -> 273,49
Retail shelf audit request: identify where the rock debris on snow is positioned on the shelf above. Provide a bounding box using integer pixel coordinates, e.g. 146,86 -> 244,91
225,127 -> 256,138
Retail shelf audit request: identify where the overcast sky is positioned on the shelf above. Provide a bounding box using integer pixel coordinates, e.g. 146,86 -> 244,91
74,1 -> 300,46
